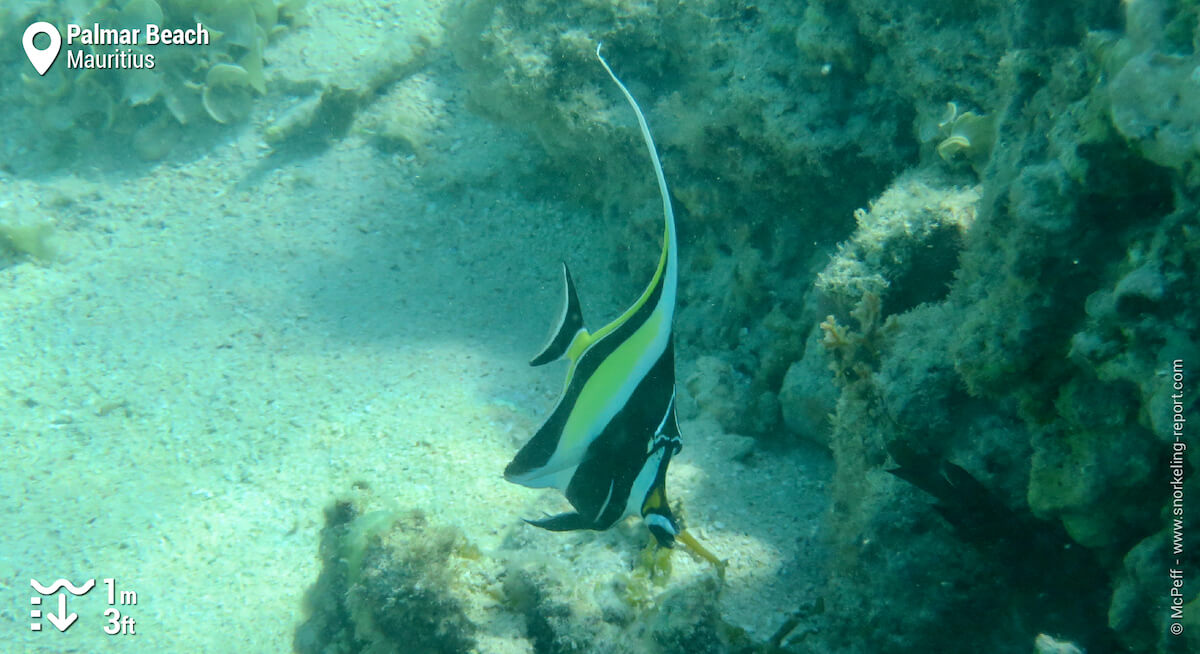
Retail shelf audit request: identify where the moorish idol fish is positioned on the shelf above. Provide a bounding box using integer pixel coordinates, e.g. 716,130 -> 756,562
505,45 -> 721,569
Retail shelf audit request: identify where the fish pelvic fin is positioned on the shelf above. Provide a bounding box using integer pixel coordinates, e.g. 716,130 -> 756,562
530,262 -> 590,366
524,511 -> 602,533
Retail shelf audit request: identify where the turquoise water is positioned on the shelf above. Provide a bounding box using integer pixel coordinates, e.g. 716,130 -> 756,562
2,1 -> 1196,653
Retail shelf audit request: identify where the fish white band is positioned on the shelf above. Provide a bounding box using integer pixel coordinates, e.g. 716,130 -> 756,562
644,512 -> 678,535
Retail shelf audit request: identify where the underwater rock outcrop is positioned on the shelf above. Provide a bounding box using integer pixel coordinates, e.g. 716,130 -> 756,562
775,172 -> 976,449
295,497 -> 748,653
815,172 -> 978,318
294,502 -> 483,654
500,548 -> 745,654
805,1 -> 1197,652
1105,0 -> 1200,188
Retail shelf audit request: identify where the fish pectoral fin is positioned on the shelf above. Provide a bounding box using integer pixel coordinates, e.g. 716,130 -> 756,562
524,511 -> 598,533
530,262 -> 588,366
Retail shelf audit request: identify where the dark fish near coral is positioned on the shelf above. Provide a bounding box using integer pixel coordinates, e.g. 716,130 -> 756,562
504,44 -> 685,548
886,442 -> 1116,651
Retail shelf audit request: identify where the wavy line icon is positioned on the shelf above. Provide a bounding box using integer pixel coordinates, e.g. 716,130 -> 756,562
30,578 -> 95,595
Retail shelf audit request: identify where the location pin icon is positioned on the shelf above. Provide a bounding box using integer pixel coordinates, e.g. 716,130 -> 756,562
23,22 -> 62,76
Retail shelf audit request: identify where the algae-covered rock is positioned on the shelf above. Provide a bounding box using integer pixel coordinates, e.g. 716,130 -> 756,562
634,576 -> 748,654
777,331 -> 837,449
500,551 -> 745,654
354,73 -> 449,156
1109,51 -> 1200,185
501,558 -> 608,653
1107,525 -> 1200,653
816,172 -> 978,317
1102,0 -> 1200,188
684,355 -> 779,438
349,526 -> 478,654
295,501 -> 487,654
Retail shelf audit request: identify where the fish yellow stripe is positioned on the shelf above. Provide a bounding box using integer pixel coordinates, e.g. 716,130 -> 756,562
563,311 -> 667,442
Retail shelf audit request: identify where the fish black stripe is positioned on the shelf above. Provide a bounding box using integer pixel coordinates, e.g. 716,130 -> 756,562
563,339 -> 677,527
530,264 -> 585,367
504,257 -> 671,478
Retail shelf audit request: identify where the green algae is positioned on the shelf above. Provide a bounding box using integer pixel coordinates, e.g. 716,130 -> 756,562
201,62 -> 254,124
339,508 -> 401,586
934,101 -> 997,172
0,221 -> 56,262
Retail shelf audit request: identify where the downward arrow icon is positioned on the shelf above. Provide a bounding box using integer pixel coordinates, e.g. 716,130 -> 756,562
45,594 -> 78,632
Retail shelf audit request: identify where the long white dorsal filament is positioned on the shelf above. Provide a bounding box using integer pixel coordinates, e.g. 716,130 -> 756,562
595,44 -> 677,259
